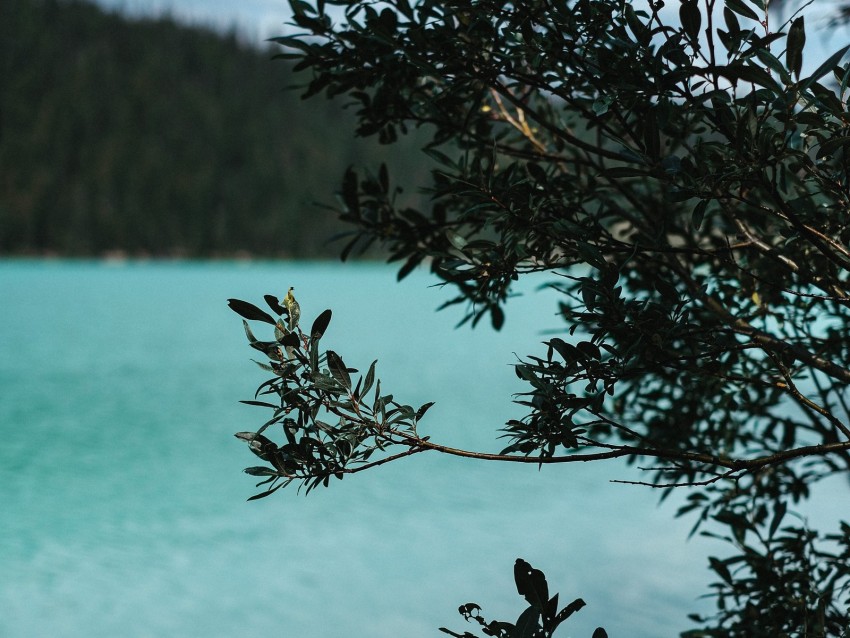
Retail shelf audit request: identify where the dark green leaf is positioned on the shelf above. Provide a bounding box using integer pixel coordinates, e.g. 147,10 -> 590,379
720,63 -> 781,90
362,360 -> 378,396
447,229 -> 468,251
624,5 -> 650,45
311,309 -> 333,340
724,0 -> 760,21
724,7 -> 740,34
397,255 -> 421,281
342,167 -> 359,215
491,304 -> 505,331
416,401 -> 435,421
247,484 -> 283,501
239,400 -> 280,409
378,162 -> 389,193
554,598 -> 586,624
786,17 -> 805,79
513,606 -> 541,638
514,559 -> 549,611
680,0 -> 702,42
423,146 -> 455,167
818,136 -> 850,157
604,166 -> 650,178
692,200 -> 709,230
278,331 -> 300,347
264,294 -> 286,316
243,319 -> 258,344
326,350 -> 352,390
228,299 -> 276,325
549,337 -> 580,362
769,501 -> 787,538
244,466 -> 278,476
709,556 -> 734,584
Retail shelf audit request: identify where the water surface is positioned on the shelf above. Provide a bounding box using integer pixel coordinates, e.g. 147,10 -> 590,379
3,259 -> 811,637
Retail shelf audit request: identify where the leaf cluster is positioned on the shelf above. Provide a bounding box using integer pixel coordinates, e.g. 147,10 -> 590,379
440,559 -> 607,638
229,294 -> 433,496
242,0 -> 850,632
684,510 -> 850,637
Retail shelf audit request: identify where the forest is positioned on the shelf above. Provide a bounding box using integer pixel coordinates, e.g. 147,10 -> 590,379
0,0 -> 428,258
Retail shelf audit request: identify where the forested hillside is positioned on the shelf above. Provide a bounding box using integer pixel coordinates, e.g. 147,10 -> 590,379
0,0 -> 427,257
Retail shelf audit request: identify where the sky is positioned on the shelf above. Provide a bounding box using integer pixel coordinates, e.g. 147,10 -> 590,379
93,0 -> 295,42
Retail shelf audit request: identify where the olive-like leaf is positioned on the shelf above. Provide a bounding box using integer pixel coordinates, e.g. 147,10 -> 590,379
311,309 -> 333,340
724,0 -> 759,21
680,0 -> 701,43
326,350 -> 352,390
491,304 -> 505,331
247,484 -> 283,501
692,199 -> 709,230
264,294 -> 287,317
342,166 -> 359,214
786,17 -> 805,79
514,559 -> 549,611
278,331 -> 301,347
244,466 -> 278,476
243,319 -> 258,344
446,229 -> 468,251
362,360 -> 378,396
228,298 -> 276,325
769,500 -> 787,538
513,606 -> 541,638
416,401 -> 435,421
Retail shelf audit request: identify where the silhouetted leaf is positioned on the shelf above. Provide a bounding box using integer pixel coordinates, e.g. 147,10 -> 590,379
326,350 -> 351,390
362,360 -> 378,396
709,556 -> 734,584
239,400 -> 279,409
513,606 -> 541,638
416,401 -> 435,421
447,229 -> 468,251
491,305 -> 505,331
692,199 -> 708,230
243,319 -> 258,344
724,0 -> 759,21
278,331 -> 301,347
514,559 -> 549,611
769,501 -> 787,538
786,17 -> 805,79
244,466 -> 278,476
228,299 -> 276,324
264,294 -> 287,316
247,484 -> 283,501
680,0 -> 701,42
342,166 -> 359,214
310,309 -> 333,340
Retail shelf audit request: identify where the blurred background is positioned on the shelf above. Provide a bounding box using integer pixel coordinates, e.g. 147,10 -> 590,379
1,1 -> 847,637
0,0 -> 433,259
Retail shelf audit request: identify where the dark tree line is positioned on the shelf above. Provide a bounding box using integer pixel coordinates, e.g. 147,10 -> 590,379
0,0 -> 429,257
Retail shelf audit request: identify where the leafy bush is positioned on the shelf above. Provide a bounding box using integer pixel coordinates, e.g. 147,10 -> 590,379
232,0 -> 850,634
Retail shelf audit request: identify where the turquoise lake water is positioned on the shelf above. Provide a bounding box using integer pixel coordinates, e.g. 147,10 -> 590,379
1,260 -> 843,637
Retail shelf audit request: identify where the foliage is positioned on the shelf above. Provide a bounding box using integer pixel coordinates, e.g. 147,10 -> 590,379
228,292 -> 433,496
0,0 -> 429,257
439,559 -> 607,638
233,0 -> 850,634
